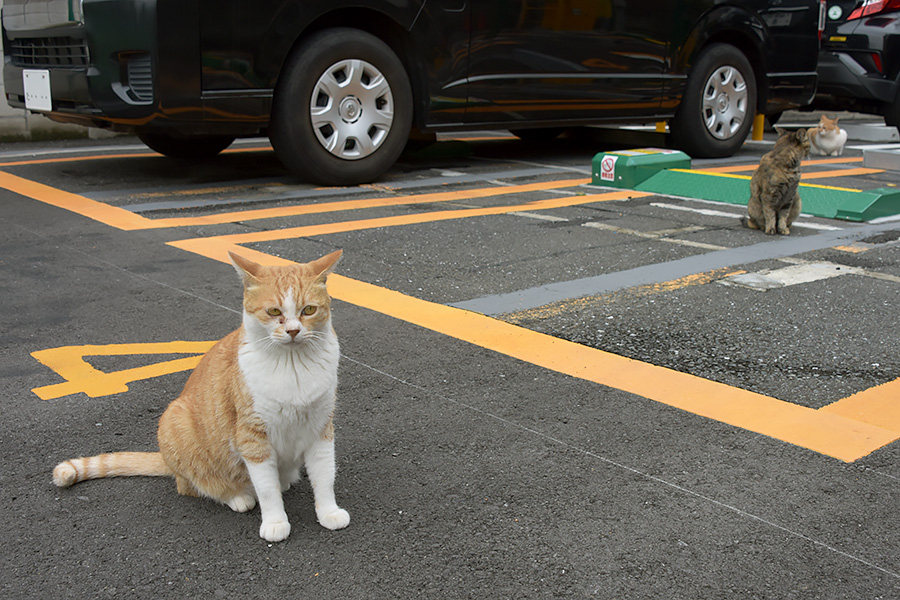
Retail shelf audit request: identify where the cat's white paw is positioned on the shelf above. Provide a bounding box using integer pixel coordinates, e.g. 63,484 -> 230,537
317,508 -> 350,531
259,519 -> 291,542
225,493 -> 256,513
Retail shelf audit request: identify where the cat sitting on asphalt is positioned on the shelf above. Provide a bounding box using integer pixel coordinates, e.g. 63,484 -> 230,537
52,250 -> 349,543
742,127 -> 810,235
807,115 -> 848,156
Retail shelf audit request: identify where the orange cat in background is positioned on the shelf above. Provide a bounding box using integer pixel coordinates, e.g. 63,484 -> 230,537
807,115 -> 848,156
52,250 -> 349,542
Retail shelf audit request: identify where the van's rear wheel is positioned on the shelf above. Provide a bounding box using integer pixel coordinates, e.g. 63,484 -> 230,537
270,28 -> 412,185
670,43 -> 756,158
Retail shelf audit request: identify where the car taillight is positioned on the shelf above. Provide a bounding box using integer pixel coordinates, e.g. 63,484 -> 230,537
848,0 -> 900,20
819,0 -> 827,39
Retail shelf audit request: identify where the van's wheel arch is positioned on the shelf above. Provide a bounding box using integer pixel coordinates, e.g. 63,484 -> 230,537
138,131 -> 235,159
670,43 -> 757,158
270,27 -> 413,185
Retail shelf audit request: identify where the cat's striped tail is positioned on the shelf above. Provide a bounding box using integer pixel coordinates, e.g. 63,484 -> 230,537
52,452 -> 173,487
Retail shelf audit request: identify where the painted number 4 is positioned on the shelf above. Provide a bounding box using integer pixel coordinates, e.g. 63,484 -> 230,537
31,341 -> 215,400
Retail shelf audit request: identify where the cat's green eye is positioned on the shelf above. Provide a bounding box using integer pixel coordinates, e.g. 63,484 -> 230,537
301,305 -> 317,316
266,307 -> 282,316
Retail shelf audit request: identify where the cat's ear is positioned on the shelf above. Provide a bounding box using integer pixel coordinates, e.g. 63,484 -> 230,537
309,250 -> 343,281
775,127 -> 787,137
796,128 -> 808,141
228,252 -> 263,286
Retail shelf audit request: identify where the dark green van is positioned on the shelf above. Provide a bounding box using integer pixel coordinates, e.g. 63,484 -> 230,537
3,1 -> 825,184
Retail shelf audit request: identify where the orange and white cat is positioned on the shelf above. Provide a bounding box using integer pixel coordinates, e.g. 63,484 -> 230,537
52,250 -> 349,542
807,115 -> 847,156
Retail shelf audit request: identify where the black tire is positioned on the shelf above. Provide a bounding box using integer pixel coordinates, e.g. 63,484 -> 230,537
509,127 -> 566,142
884,86 -> 900,139
138,132 -> 235,159
270,28 -> 413,186
670,44 -> 757,158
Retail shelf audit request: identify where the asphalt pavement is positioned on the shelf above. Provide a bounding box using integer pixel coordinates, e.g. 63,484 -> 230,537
2,117 -> 900,599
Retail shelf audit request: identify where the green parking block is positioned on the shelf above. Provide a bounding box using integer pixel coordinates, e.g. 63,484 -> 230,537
631,169 -> 900,222
591,148 -> 691,188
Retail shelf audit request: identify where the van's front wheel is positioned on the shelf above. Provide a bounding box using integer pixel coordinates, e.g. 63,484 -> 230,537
270,28 -> 413,186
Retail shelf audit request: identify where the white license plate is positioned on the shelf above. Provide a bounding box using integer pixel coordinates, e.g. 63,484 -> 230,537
23,69 -> 52,112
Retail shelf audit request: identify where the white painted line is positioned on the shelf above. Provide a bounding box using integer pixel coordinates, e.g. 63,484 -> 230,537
510,211 -> 569,222
473,155 -> 593,176
793,222 -> 845,231
851,143 -> 900,151
651,202 -> 742,219
660,238 -> 727,250
650,202 -> 843,231
582,221 -> 727,249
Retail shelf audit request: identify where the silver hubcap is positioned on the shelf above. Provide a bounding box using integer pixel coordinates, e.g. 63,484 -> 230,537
701,65 -> 748,140
310,59 -> 394,160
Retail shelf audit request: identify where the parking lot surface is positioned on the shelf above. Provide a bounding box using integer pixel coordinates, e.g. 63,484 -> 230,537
2,119 -> 900,598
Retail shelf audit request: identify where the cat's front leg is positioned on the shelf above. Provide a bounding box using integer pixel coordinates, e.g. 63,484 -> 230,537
243,456 -> 291,542
779,194 -> 802,235
761,201 -> 778,235
305,439 -> 350,531
777,214 -> 791,235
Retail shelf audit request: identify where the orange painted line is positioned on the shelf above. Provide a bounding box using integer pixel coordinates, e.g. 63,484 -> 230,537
673,168 -> 863,192
324,275 -> 897,463
820,378 -> 900,434
167,189 -> 647,261
801,167 -> 884,179
683,167 -> 880,182
701,157 -> 865,173
0,170 -> 153,230
131,178 -> 591,229
0,152 -> 154,167
169,242 -> 900,462
0,145 -> 271,167
0,166 -> 591,231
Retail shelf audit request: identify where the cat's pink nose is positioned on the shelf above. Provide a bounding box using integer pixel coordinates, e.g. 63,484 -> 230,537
286,329 -> 300,339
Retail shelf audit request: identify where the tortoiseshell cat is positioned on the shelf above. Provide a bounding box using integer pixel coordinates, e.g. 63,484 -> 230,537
742,127 -> 810,235
53,250 -> 349,542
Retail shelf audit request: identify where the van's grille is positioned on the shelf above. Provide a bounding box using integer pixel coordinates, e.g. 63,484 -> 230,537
8,37 -> 88,68
127,55 -> 153,102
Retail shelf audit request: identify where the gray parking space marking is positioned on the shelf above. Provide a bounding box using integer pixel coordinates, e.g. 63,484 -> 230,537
452,220 -> 900,315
